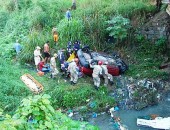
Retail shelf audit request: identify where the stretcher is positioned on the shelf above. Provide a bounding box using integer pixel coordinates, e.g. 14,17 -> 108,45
20,73 -> 43,94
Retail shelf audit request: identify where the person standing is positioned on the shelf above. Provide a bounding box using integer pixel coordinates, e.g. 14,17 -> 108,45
73,41 -> 81,55
34,46 -> 42,71
101,62 -> 114,86
53,31 -> 59,45
71,0 -> 76,10
67,58 -> 79,85
43,41 -> 50,64
13,40 -> 22,55
65,8 -> 71,21
50,53 -> 59,78
67,41 -> 72,58
90,60 -> 103,90
58,48 -> 66,64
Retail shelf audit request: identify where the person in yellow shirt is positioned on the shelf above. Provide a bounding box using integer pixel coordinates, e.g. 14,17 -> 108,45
53,31 -> 59,45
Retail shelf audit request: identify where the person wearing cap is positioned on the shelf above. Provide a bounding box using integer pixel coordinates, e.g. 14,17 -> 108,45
89,60 -> 103,90
44,41 -> 50,64
67,58 -> 79,85
101,62 -> 114,86
34,46 -> 42,71
50,53 -> 59,78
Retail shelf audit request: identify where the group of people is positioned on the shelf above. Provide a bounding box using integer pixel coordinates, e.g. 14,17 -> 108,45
89,60 -> 114,90
33,38 -> 114,90
14,2 -> 113,89
14,39 -> 113,90
33,41 -> 58,78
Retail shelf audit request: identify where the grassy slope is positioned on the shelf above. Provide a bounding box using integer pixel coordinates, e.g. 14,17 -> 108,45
1,0 -> 167,116
0,59 -> 115,115
0,60 -> 31,115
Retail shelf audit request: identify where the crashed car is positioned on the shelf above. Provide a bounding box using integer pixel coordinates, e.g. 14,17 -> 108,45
77,47 -> 128,76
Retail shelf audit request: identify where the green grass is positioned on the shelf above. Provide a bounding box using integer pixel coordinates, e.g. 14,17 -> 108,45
124,39 -> 169,79
0,0 -> 156,63
0,60 -> 31,115
0,59 -> 116,115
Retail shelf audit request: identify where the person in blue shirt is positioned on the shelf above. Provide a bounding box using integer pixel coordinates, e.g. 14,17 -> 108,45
13,40 -> 22,55
58,48 -> 66,64
73,40 -> 81,54
65,8 -> 71,21
67,41 -> 72,57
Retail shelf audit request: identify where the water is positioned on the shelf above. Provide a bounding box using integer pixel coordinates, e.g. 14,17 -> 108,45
88,93 -> 170,130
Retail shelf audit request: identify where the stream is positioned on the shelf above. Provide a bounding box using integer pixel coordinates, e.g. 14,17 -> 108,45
88,93 -> 170,130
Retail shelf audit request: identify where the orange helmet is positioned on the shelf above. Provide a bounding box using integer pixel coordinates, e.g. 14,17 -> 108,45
74,58 -> 79,63
98,61 -> 103,65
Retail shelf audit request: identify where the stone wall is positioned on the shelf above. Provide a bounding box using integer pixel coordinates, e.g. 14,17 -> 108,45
139,11 -> 170,44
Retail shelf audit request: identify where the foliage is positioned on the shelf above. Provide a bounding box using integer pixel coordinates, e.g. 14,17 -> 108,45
106,15 -> 130,44
13,94 -> 60,129
0,108 -> 23,130
44,78 -> 116,110
57,18 -> 85,47
0,0 -> 156,63
125,36 -> 169,79
154,38 -> 167,54
0,95 -> 99,130
0,59 -> 31,115
19,30 -> 52,64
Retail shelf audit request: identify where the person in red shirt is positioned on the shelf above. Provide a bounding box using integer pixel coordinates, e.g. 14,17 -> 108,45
38,59 -> 50,72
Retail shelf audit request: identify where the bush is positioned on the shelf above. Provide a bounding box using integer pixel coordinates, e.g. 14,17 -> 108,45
106,15 -> 130,44
154,38 -> 167,54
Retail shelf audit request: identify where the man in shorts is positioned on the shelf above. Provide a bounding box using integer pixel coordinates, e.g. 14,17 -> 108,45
43,41 -> 50,64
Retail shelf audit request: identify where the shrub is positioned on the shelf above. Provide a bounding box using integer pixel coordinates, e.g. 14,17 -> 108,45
154,38 -> 167,54
106,15 -> 130,44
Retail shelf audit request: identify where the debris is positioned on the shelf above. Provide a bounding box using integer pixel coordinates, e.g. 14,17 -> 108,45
92,112 -> 97,118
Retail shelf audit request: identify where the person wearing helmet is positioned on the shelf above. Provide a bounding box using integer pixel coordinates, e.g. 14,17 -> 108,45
98,61 -> 103,65
67,58 -> 79,85
101,62 -> 114,86
89,60 -> 103,90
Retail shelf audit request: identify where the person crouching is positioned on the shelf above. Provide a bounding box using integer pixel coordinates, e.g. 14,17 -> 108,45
67,58 -> 79,85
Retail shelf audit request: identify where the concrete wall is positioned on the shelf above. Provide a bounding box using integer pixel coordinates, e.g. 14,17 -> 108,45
139,11 -> 170,44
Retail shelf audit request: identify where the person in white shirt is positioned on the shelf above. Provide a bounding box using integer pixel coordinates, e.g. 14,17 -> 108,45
34,46 -> 42,71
